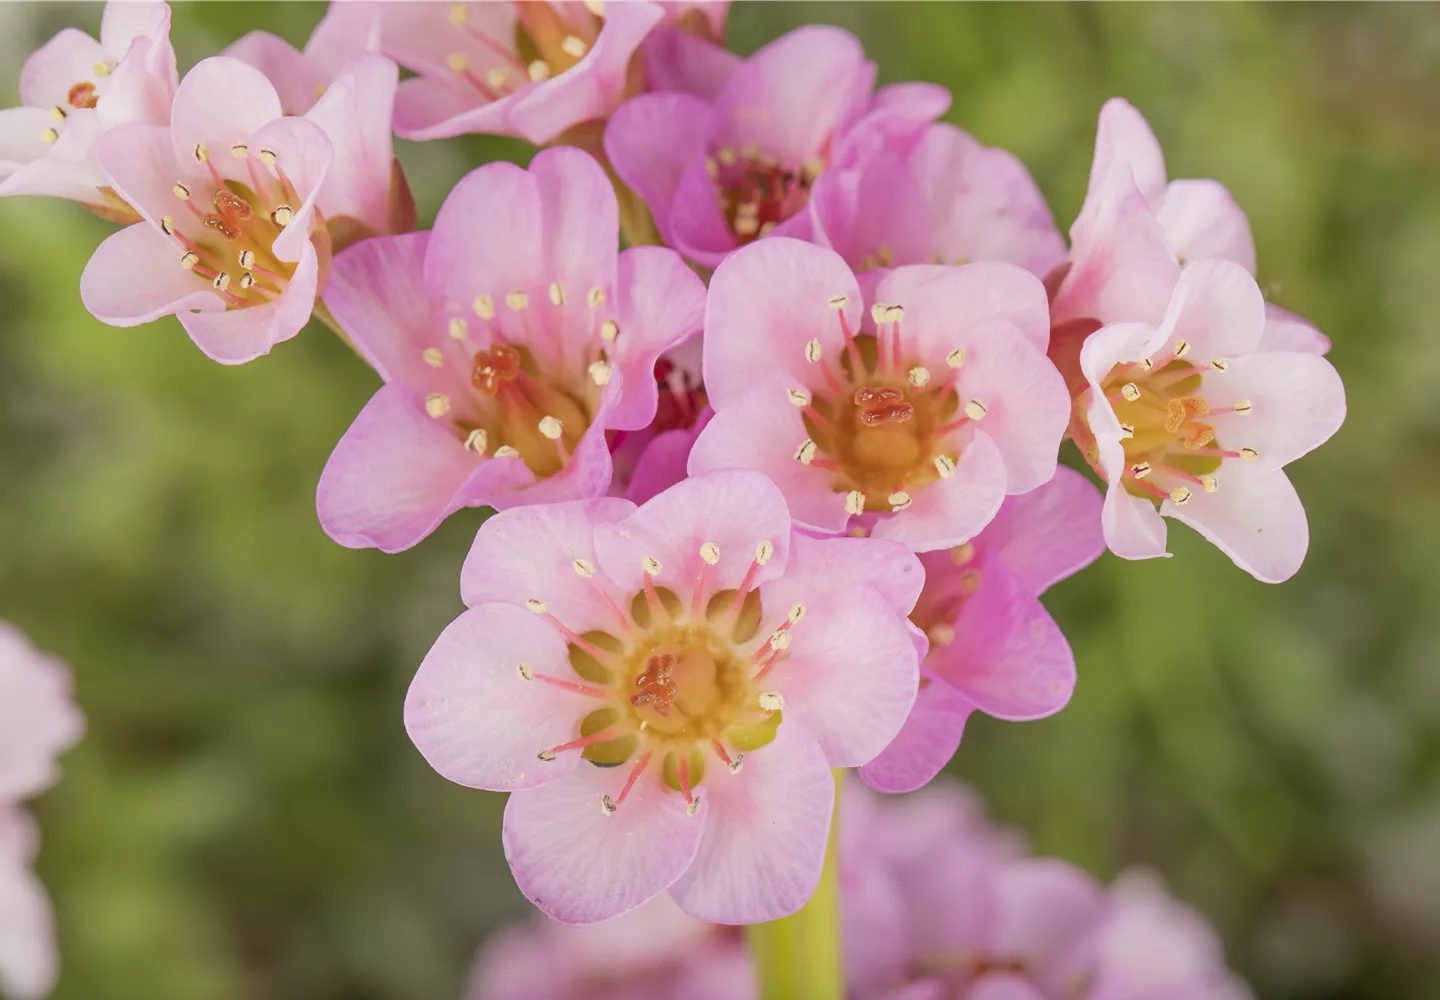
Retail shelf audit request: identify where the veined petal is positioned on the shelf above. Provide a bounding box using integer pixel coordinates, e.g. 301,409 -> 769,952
1163,467 -> 1309,584
858,681 -> 974,794
80,222 -> 223,328
1157,178 -> 1256,273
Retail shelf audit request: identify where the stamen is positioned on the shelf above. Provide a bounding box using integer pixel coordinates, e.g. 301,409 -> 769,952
960,569 -> 982,594
517,663 -> 608,698
425,393 -> 451,418
908,366 -> 931,388
561,35 -> 587,58
888,491 -> 912,511
699,542 -> 721,565
271,205 -> 294,227
1239,447 -> 1259,461
212,272 -> 231,292
548,282 -> 565,306
464,429 -> 487,454
93,61 -> 111,77
827,294 -> 848,309
494,445 -> 520,459
239,273 -> 256,290
473,295 -> 495,319
587,286 -> 605,308
1201,475 -> 1219,493
1231,400 -> 1253,415
1210,358 -> 1230,372
794,439 -> 818,465
449,317 -> 468,340
677,755 -> 694,805
231,143 -> 248,158
946,347 -> 968,368
538,416 -> 563,440
538,729 -> 622,761
486,67 -> 509,89
712,741 -> 736,767
869,303 -> 890,325
49,106 -> 66,122
1119,423 -> 1135,440
572,558 -> 596,578
172,182 -> 191,200
423,347 -> 444,367
643,556 -> 663,576
804,338 -> 823,363
755,540 -> 774,565
1129,462 -> 1152,479
257,149 -> 277,167
527,59 -> 551,82
517,662 -> 534,680
1172,338 -> 1191,358
934,454 -> 956,479
607,751 -> 653,813
180,251 -> 200,270
526,598 -> 548,614
447,52 -> 470,73
963,399 -> 988,421
1138,357 -> 1155,371
950,542 -> 976,565
600,319 -> 619,342
1169,487 -> 1192,505
883,304 -> 904,323
192,143 -> 209,163
757,691 -> 784,712
505,289 -> 528,311
1119,383 -> 1142,402
928,623 -> 956,646
845,490 -> 867,515
588,360 -> 612,386
449,3 -> 468,25
787,388 -> 811,407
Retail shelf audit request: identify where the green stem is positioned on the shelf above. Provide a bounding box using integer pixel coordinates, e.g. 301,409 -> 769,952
745,769 -> 845,1000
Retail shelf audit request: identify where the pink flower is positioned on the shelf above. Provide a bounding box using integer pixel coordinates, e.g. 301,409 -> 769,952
605,26 -> 950,268
0,1 -> 176,220
860,468 -> 1104,793
1078,259 -> 1344,582
317,148 -> 705,553
467,893 -> 752,1000
0,623 -> 84,804
689,238 -> 1070,551
404,470 -> 922,924
79,56 -> 335,363
224,5 -> 379,116
365,1 -> 663,144
0,810 -> 57,1000
642,3 -> 738,102
810,122 -> 1066,278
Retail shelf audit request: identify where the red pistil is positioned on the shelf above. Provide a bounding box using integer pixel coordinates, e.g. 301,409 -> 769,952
855,385 -> 914,426
630,653 -> 678,716
67,82 -> 98,109
471,344 -> 521,394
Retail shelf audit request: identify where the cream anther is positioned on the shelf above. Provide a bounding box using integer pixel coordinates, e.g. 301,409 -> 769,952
517,662 -> 534,681
473,295 -> 495,320
699,542 -> 721,565
727,754 -> 744,774
230,143 -> 248,158
963,399 -> 988,421
537,749 -> 557,762
845,490 -> 867,515
769,631 -> 792,652
423,348 -> 444,368
1210,358 -> 1230,372
600,319 -> 619,342
447,52 -> 470,73
160,216 -> 175,235
573,558 -> 596,578
1172,339 -> 1191,358
464,428 -> 488,454
601,795 -> 617,815
1169,487 -> 1192,505
1120,383 -> 1141,402
494,445 -> 520,459
180,251 -> 199,270
888,491 -> 912,512
527,60 -> 551,82
928,623 -> 956,646
794,439 -> 818,465
40,128 -> 58,144
950,543 -> 976,565
505,289 -> 529,311
192,143 -> 208,162
1201,475 -> 1219,493
908,366 -> 931,388
486,67 -> 510,89
946,347 -> 968,368
1118,423 -> 1135,440
239,273 -> 256,290
642,556 -> 663,576
758,691 -> 784,712
686,797 -> 701,817
1239,447 -> 1258,461
588,360 -> 612,386
933,454 -> 956,479
425,393 -> 452,418
258,149 -> 277,167
827,294 -> 848,309
548,282 -> 565,306
1233,400 -> 1253,415
538,416 -> 564,440
804,339 -> 823,362
883,305 -> 904,323
271,205 -> 294,227
449,3 -> 468,25
587,286 -> 605,309
1130,462 -> 1152,479
788,604 -> 805,623
869,303 -> 890,324
561,35 -> 587,58
755,540 -> 774,565
212,272 -> 231,292
787,388 -> 811,407
525,598 -> 548,614
449,317 -> 468,339
172,182 -> 190,199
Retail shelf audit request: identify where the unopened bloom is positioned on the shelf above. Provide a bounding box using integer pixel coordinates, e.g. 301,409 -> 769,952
317,148 -> 704,552
79,57 -> 335,363
0,1 -> 176,219
1079,259 -> 1344,582
690,238 -> 1069,551
405,470 -> 921,924
605,26 -> 950,268
367,1 -> 663,144
811,122 -> 1067,278
467,893 -> 752,1000
861,468 -> 1104,793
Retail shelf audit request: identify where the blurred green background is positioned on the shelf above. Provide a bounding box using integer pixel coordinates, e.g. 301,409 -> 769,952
2,2 -> 1438,998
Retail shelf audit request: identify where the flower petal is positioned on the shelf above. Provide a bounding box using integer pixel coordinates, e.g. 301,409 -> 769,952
1163,467 -> 1309,583
762,532 -> 924,621
1202,351 -> 1345,474
623,423 -> 705,506
642,28 -> 741,101
0,625 -> 84,803
990,859 -> 1107,994
1157,178 -> 1256,273
535,146 -> 618,321
177,241 -> 319,363
969,975 -> 1048,1000
604,92 -> 714,242
608,246 -> 706,431
981,466 -> 1106,595
667,722 -> 834,923
80,221 -> 223,327
504,757 -> 706,925
1257,304 -> 1330,355
1156,258 -> 1266,363
0,814 -> 56,1000
168,57 -> 283,169
18,28 -> 105,108
304,54 -> 399,231
224,31 -> 327,115
425,160 -> 543,318
869,429 -> 1008,551
808,152 -> 931,273
876,261 -> 1052,356
405,603 -> 593,791
857,681 -> 974,794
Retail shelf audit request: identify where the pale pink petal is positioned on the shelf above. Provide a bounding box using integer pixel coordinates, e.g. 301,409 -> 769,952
1078,320 -> 1167,391
0,816 -> 55,1000
0,625 -> 83,802
305,54 -> 398,232
97,26 -> 178,130
91,121 -> 183,227
318,384 -> 491,552
304,2 -> 383,78
1201,352 -> 1346,474
178,242 -> 319,363
703,238 -> 863,408
668,722 -> 834,923
535,146 -> 618,312
504,758 -> 706,925
608,247 -> 706,431
18,29 -> 104,108
983,466 -> 1106,594
770,585 -> 919,767
168,57 -> 283,169
834,82 -> 951,168
642,28 -> 740,100
224,31 -> 326,115
243,115 -> 332,262
991,859 -> 1107,994
969,975 -> 1048,1000
405,604 -> 593,791
0,107 -> 105,204
808,154 -> 931,273
686,379 -> 851,536
1083,98 -> 1167,215
1158,259 -> 1266,363
393,75 -> 520,142
508,2 -> 665,145
377,1 -> 515,82
486,412 -> 618,510
910,123 -> 1066,277
593,468 -> 791,594
929,556 -> 1075,721
80,222 -> 222,327
710,26 -> 867,167
1157,178 -> 1255,272
858,680 -> 973,794
459,498 -> 635,627
1257,304 -> 1330,355
424,161 -> 543,318
762,533 -> 924,621
869,429 -> 1008,551
604,92 -> 714,243
1102,479 -> 1169,562
99,1 -> 171,58
1163,468 -> 1308,583
875,262 -> 1051,356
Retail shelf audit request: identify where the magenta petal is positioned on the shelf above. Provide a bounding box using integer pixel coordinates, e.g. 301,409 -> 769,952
393,75 -> 520,141
668,722 -> 834,923
608,246 -> 706,431
968,975 -> 1048,1000
1163,468 -> 1308,584
624,424 -> 704,506
1157,178 -> 1256,273
404,604 -> 592,791
983,467 -> 1106,595
593,469 -> 792,594
535,146 -> 618,313
771,585 -> 919,767
178,242 -> 319,363
991,859 -> 1107,994
80,222 -> 222,327
604,93 -> 713,242
808,153 -> 931,273
686,379 -> 851,536
641,28 -> 741,101
459,498 -> 635,627
317,385 -> 489,552
669,155 -> 740,268
869,430 -> 1008,551
168,57 -> 283,167
425,160 -> 544,314
703,238 -> 863,408
504,758 -> 706,925
858,682 -> 974,794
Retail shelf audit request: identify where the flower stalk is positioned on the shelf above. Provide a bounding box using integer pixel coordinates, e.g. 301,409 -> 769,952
745,769 -> 845,1000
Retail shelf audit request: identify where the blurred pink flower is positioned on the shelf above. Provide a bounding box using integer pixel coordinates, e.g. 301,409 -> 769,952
0,811 -> 57,1000
404,470 -> 921,924
0,623 -> 84,804
365,1 -> 663,144
860,468 -> 1104,793
79,57 -> 335,363
1078,259 -> 1345,582
811,122 -> 1067,278
0,1 -> 176,219
317,148 -> 704,552
467,893 -> 752,1000
689,238 -> 1069,551
605,26 -> 949,268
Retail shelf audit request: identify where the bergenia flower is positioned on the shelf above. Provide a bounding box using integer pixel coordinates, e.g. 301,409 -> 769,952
860,467 -> 1104,793
404,470 -> 922,923
1,622 -> 84,804
690,238 -> 1070,551
224,4 -> 379,116
811,121 -> 1067,278
79,57 -> 335,364
0,0 -> 176,220
1078,259 -> 1344,582
317,147 -> 704,553
467,893 -> 753,1000
0,810 -> 56,1000
605,25 -> 950,268
368,1 -> 663,144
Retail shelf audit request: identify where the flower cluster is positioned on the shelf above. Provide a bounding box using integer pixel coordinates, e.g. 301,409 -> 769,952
0,625 -> 84,1000
461,778 -> 1253,1000
4,0 -> 1349,981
